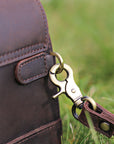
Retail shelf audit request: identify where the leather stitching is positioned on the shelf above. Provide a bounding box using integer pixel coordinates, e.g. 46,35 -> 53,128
18,54 -> 48,83
0,0 -> 49,65
36,0 -> 48,44
0,44 -> 46,65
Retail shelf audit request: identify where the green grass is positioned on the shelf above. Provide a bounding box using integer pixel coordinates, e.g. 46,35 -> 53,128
41,0 -> 114,143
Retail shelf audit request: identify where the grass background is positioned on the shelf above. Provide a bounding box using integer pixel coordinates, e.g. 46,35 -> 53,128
41,0 -> 114,143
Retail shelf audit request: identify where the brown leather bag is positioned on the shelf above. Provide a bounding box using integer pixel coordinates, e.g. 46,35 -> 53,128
0,0 -> 62,143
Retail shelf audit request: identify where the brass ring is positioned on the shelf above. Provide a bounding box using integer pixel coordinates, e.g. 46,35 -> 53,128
50,51 -> 64,74
81,96 -> 97,111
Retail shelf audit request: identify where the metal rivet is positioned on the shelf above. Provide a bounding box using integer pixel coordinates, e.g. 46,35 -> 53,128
71,89 -> 76,93
100,122 -> 110,132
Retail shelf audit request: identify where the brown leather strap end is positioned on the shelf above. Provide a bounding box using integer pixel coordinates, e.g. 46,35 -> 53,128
78,102 -> 114,138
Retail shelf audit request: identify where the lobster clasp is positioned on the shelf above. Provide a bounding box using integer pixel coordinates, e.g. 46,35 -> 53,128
49,63 -> 83,106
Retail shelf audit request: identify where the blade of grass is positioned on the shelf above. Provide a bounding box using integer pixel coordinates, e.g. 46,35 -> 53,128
79,132 -> 90,144
85,111 -> 99,144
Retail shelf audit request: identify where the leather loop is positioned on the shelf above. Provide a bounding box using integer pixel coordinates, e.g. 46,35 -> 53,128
78,102 -> 114,138
15,53 -> 54,84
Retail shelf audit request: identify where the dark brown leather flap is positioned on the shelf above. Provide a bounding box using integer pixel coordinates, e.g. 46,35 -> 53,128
0,0 -> 49,67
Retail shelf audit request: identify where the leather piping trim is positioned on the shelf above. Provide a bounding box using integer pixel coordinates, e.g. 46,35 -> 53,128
7,119 -> 62,144
0,0 -> 49,67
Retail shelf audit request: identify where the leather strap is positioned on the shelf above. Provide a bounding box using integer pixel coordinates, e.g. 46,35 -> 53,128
78,102 -> 114,138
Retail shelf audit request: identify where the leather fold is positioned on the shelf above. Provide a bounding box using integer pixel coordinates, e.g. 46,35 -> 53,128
7,119 -> 62,144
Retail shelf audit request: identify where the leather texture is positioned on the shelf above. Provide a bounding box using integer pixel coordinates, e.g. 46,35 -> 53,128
78,102 -> 114,138
0,0 -> 62,143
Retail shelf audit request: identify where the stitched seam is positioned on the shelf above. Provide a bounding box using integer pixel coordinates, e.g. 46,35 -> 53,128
18,122 -> 61,144
0,44 -> 46,64
18,54 -> 48,83
0,0 -> 48,64
36,0 -> 48,44
0,43 -> 45,58
44,54 -> 48,73
48,38 -> 52,52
